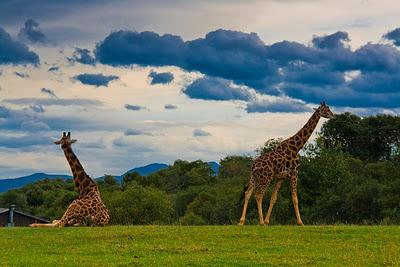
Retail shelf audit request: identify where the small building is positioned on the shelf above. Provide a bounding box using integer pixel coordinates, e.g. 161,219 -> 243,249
0,205 -> 49,227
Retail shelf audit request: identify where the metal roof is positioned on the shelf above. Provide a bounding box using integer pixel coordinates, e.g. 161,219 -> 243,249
0,208 -> 8,214
13,210 -> 49,223
0,207 -> 49,222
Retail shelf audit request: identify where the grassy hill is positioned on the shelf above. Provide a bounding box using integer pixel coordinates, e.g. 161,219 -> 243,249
0,225 -> 398,266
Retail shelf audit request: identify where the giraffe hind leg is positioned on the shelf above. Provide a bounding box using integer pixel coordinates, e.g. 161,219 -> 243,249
255,175 -> 273,225
264,179 -> 284,225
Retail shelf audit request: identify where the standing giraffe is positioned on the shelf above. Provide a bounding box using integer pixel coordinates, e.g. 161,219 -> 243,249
30,132 -> 110,227
239,102 -> 335,226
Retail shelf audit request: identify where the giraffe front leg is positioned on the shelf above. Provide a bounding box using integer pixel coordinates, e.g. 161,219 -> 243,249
239,181 -> 254,225
290,175 -> 304,226
264,179 -> 283,225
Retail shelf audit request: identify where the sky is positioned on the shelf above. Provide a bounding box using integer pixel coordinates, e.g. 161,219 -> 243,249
1,0 -> 400,178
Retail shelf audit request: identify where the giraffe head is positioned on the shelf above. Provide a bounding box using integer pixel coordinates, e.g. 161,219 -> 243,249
54,132 -> 77,149
314,101 -> 335,119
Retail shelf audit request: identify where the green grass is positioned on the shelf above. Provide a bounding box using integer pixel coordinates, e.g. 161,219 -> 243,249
0,225 -> 399,266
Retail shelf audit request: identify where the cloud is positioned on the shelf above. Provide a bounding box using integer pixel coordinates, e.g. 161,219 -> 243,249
125,128 -> 153,136
0,134 -> 53,148
94,28 -> 400,109
193,128 -> 211,137
246,98 -> 312,113
48,66 -> 59,72
30,105 -> 45,113
164,104 -> 178,110
68,48 -> 96,65
0,104 -> 110,132
14,72 -> 30,78
383,27 -> 400,46
41,88 -> 57,98
148,70 -> 174,85
73,73 -> 118,87
3,97 -> 102,106
183,76 -> 252,101
312,31 -> 349,49
0,27 -> 39,65
112,137 -> 156,152
124,104 -> 148,111
18,19 -> 49,45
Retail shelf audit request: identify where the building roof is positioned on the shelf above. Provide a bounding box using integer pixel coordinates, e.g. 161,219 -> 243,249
0,207 -> 49,222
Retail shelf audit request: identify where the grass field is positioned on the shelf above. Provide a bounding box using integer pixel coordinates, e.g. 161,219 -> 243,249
0,225 -> 399,266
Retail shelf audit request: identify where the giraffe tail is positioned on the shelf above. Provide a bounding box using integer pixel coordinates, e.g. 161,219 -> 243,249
239,185 -> 249,204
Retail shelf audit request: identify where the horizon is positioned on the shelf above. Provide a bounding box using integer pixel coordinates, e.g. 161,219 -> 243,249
1,0 -> 400,178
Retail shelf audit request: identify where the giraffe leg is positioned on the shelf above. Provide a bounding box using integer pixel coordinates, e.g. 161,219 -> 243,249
290,175 -> 304,226
255,191 -> 265,225
239,181 -> 254,225
264,179 -> 284,225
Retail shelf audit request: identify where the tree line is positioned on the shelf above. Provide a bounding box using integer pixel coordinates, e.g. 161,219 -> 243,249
1,112 -> 399,225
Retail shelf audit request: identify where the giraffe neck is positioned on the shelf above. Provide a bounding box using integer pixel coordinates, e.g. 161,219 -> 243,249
62,146 -> 95,196
288,111 -> 321,152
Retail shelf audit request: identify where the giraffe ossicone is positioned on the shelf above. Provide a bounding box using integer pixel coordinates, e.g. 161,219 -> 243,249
239,102 -> 335,226
30,132 -> 110,227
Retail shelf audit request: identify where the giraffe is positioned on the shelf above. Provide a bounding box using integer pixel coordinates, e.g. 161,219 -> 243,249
239,102 -> 335,226
30,132 -> 110,227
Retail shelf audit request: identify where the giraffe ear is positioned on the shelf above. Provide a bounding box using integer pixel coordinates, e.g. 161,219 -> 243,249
70,139 -> 77,144
54,140 -> 62,145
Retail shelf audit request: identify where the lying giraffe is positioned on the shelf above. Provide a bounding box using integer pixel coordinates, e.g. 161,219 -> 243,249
239,102 -> 335,225
30,132 -> 110,227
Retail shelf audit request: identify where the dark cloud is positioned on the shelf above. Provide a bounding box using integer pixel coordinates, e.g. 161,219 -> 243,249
0,104 -> 110,132
0,105 -> 50,131
68,48 -> 96,65
383,27 -> 400,46
0,134 -> 53,148
95,28 -> 400,109
125,128 -> 153,136
18,19 -> 49,45
0,27 -> 39,65
14,72 -> 30,78
193,128 -> 211,137
349,72 -> 400,94
283,63 -> 345,86
48,66 -> 59,72
353,44 -> 400,73
41,88 -> 57,98
95,29 -> 276,83
246,98 -> 312,113
124,104 -> 148,111
183,76 -> 252,101
148,70 -> 174,85
312,31 -> 349,49
3,98 -> 102,106
95,30 -> 186,66
30,105 -> 45,113
164,104 -> 178,110
73,73 -> 118,87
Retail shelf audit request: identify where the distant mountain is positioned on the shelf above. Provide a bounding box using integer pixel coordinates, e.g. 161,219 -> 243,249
0,162 -> 220,192
0,173 -> 72,193
208,161 -> 220,175
124,163 -> 169,176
